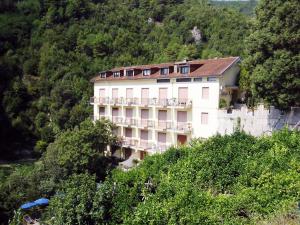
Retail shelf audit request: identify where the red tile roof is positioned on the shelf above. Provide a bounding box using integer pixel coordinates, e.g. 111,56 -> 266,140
90,57 -> 240,82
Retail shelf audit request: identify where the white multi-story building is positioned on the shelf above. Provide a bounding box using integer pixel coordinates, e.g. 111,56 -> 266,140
91,57 -> 240,160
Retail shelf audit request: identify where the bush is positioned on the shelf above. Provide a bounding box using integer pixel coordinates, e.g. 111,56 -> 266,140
89,130 -> 300,224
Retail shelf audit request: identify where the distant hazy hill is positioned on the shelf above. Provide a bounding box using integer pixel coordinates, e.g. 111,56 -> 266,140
211,0 -> 257,16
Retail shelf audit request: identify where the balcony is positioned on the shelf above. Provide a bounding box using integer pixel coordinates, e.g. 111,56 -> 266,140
156,120 -> 172,130
156,98 -> 172,108
124,98 -> 138,105
140,98 -> 152,106
175,122 -> 192,133
112,116 -> 123,124
124,117 -> 138,126
92,115 -> 108,121
90,96 -> 192,108
138,119 -> 155,128
138,140 -> 155,150
90,97 -> 109,105
155,143 -> 171,153
110,97 -> 123,105
122,137 -> 138,148
172,98 -> 192,108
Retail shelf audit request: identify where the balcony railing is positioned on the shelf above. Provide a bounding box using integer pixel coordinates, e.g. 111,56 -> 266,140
90,96 -> 192,107
90,97 -> 109,105
98,115 -> 191,133
138,140 -> 154,150
92,115 -> 108,121
156,143 -> 171,153
125,98 -> 138,105
111,98 -> 123,105
140,98 -> 151,106
156,98 -> 172,107
124,117 -> 137,126
122,137 -> 138,147
176,122 -> 192,132
157,120 -> 172,130
173,98 -> 193,108
112,116 -> 123,124
138,119 -> 155,128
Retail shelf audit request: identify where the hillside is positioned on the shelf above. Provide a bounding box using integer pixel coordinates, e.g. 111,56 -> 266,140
211,0 -> 257,16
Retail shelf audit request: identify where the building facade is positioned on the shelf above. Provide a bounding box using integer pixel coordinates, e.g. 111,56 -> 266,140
91,57 -> 240,160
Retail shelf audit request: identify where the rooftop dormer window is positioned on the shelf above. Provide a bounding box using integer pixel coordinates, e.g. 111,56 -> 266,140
179,66 -> 189,74
100,72 -> 106,78
113,71 -> 120,78
143,69 -> 151,76
160,67 -> 169,76
126,70 -> 134,77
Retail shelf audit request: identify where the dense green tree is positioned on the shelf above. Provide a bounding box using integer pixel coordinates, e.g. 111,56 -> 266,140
45,173 -> 97,225
241,0 -> 300,110
0,119 -> 118,224
43,119 -> 118,177
88,130 -> 300,225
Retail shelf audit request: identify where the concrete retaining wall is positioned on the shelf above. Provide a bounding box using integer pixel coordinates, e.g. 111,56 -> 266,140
217,105 -> 300,136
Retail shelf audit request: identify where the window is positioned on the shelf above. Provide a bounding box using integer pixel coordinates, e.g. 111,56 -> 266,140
202,87 -> 209,99
157,79 -> 170,83
158,132 -> 166,143
99,89 -> 105,97
125,128 -> 132,137
177,111 -> 187,122
126,108 -> 133,118
126,88 -> 133,99
112,88 -> 118,99
143,69 -> 151,76
207,76 -> 217,82
160,67 -> 169,75
112,108 -> 119,117
99,107 -> 105,115
180,66 -> 189,74
126,70 -> 134,77
113,71 -> 120,77
178,87 -> 188,102
140,130 -> 148,140
158,110 -> 167,121
176,78 -> 191,82
201,112 -> 208,124
113,127 -> 119,136
194,78 -> 202,82
100,72 -> 106,78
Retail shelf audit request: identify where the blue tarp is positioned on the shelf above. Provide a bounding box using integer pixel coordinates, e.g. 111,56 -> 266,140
20,202 -> 38,210
34,198 -> 49,206
20,198 -> 49,209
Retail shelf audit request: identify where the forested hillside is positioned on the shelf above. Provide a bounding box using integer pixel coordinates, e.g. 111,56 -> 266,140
0,0 -> 250,159
211,0 -> 257,16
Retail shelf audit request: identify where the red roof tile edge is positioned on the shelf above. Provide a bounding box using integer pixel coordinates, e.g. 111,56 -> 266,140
90,57 -> 240,83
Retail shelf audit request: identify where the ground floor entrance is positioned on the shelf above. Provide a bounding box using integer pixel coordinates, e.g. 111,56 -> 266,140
177,135 -> 187,145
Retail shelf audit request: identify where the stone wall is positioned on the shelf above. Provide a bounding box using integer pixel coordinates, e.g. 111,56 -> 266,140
217,105 -> 300,136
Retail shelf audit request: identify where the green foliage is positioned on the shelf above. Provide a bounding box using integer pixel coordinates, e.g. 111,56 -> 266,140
219,98 -> 228,109
87,130 -> 300,224
0,119 -> 118,224
45,173 -> 97,225
43,119 -> 118,177
241,0 -> 300,110
211,0 -> 257,16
